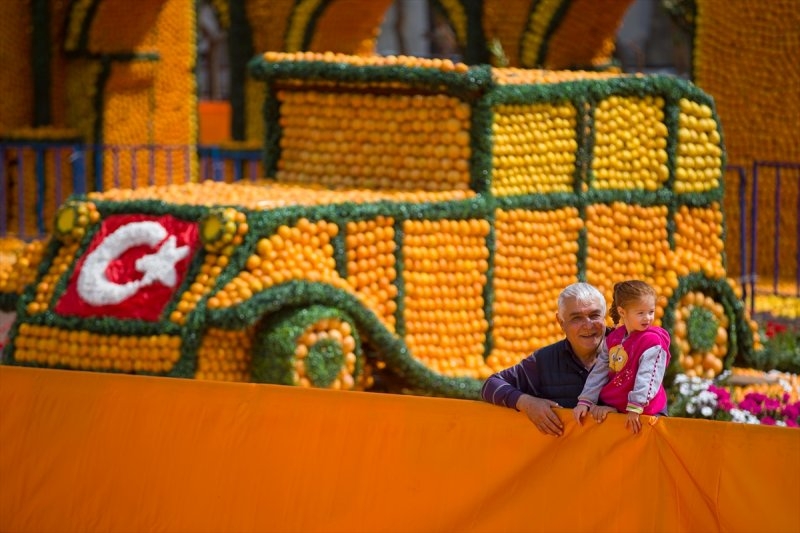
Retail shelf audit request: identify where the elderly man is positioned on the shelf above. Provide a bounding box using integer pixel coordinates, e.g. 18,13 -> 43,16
481,282 -> 608,436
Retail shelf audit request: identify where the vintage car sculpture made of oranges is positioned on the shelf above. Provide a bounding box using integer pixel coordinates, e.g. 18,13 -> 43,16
0,54 -> 761,398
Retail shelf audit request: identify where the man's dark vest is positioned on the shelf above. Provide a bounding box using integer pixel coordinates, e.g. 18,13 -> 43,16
531,339 -> 591,408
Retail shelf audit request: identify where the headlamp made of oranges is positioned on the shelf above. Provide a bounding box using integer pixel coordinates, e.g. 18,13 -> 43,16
200,207 -> 244,253
54,201 -> 96,242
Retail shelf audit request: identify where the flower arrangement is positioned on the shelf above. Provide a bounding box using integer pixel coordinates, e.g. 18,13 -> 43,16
745,318 -> 800,375
669,370 -> 800,427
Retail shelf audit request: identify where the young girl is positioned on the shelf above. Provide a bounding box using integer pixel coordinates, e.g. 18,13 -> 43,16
573,280 -> 671,434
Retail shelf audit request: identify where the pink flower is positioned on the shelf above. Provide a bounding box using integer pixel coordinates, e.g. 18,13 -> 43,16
782,403 -> 800,422
749,392 -> 768,404
764,398 -> 781,412
739,397 -> 762,415
709,385 -> 729,399
718,398 -> 734,411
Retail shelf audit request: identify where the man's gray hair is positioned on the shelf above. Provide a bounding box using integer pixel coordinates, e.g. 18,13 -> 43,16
557,282 -> 606,319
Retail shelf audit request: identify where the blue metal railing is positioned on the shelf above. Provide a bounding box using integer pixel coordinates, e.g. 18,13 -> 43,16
197,145 -> 263,182
749,161 -> 800,312
97,144 -> 193,190
728,164 -> 750,302
0,141 -> 89,236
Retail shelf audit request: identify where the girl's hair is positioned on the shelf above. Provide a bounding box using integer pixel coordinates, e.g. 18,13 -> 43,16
610,280 -> 656,324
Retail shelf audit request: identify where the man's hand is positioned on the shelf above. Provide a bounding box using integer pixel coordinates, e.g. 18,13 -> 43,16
516,394 -> 563,436
626,411 -> 642,434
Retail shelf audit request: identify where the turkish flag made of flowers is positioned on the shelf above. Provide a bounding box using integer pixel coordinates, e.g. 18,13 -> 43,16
55,214 -> 200,321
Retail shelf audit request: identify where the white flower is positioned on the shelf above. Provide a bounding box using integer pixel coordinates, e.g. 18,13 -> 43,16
696,390 -> 719,410
700,406 -> 714,417
729,409 -> 760,424
686,403 -> 696,415
690,377 -> 712,393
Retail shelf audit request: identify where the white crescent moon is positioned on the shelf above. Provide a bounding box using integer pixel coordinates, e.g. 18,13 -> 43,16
77,221 -> 168,306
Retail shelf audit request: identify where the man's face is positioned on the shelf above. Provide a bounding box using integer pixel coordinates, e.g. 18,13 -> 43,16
557,296 -> 606,359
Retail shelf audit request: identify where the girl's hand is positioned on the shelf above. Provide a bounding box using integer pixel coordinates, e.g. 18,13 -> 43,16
573,404 -> 589,424
589,405 -> 616,423
626,411 -> 642,434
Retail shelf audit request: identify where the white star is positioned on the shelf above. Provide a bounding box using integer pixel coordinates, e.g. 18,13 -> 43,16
135,235 -> 190,288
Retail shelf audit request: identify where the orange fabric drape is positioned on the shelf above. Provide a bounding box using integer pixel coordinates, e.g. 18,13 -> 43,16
1,366 -> 798,533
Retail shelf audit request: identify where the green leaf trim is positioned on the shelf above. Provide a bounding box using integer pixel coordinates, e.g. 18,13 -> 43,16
392,217 -> 407,338
470,97 -> 495,195
262,84 -> 282,177
250,304 -> 359,387
249,58 -> 493,102
481,210 -> 496,360
305,338 -> 345,387
686,307 -> 718,352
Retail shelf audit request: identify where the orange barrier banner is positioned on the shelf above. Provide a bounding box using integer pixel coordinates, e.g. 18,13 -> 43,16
1,366 -> 798,533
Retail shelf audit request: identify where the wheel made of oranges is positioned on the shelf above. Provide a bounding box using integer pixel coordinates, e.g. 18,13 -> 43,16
662,273 -> 759,383
251,305 -> 368,390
